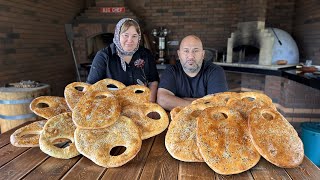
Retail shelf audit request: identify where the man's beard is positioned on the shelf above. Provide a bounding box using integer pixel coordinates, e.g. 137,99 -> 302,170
182,61 -> 201,73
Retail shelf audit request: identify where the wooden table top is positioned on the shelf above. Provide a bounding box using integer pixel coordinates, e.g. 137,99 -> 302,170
1,122 -> 320,180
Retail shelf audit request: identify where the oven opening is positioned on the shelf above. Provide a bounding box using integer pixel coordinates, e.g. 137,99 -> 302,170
232,45 -> 260,64
87,33 -> 114,61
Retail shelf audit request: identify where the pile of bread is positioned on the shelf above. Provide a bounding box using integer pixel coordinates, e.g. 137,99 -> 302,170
9,80 -> 304,174
166,92 -> 304,175
10,79 -> 169,168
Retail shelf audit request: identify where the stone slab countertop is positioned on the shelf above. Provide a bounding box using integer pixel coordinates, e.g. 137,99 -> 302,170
214,62 -> 296,70
217,62 -> 320,90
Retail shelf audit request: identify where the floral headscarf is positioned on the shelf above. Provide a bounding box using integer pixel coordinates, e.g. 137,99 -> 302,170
113,18 -> 141,71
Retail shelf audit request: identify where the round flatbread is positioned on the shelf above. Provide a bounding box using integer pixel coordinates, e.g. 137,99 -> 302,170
39,112 -> 79,159
72,90 -> 120,129
115,85 -> 150,107
87,78 -> 126,93
192,92 -> 239,106
227,91 -> 275,119
74,116 -> 142,168
197,107 -> 260,175
10,120 -> 47,147
30,96 -> 71,119
165,104 -> 210,162
64,82 -> 91,110
170,106 -> 184,121
248,107 -> 304,168
122,102 -> 169,140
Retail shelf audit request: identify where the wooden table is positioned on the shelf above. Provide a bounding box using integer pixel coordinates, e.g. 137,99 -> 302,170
1,123 -> 320,180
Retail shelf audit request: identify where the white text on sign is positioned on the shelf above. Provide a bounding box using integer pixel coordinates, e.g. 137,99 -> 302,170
100,7 -> 125,13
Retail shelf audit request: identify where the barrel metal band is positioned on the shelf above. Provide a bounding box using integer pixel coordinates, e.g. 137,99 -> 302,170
0,113 -> 37,120
0,98 -> 33,104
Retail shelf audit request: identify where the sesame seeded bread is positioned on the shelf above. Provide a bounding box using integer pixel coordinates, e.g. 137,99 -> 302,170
122,102 -> 169,140
74,116 -> 142,168
248,107 -> 304,168
192,92 -> 240,106
30,96 -> 71,119
165,104 -> 210,162
39,112 -> 79,159
197,107 -> 260,175
170,106 -> 183,121
227,92 -> 276,119
10,120 -> 47,147
72,90 -> 120,129
115,85 -> 150,107
64,82 -> 91,110
87,78 -> 126,92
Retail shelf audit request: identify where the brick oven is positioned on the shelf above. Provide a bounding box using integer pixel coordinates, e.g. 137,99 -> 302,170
70,1 -> 141,66
227,21 -> 274,65
226,21 -> 299,66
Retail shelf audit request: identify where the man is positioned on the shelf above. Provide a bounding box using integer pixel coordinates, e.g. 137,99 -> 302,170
157,35 -> 228,111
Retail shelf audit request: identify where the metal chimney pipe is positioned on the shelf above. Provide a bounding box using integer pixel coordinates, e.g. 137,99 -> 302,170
65,24 -> 81,82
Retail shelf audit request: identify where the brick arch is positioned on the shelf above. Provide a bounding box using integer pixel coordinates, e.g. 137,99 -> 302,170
87,32 -> 114,61
73,23 -> 117,64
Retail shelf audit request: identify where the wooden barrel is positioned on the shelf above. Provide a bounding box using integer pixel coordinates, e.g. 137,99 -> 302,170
0,84 -> 50,133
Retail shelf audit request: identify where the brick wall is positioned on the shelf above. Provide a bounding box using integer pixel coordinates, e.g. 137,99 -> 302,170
0,0 -> 86,96
126,0 -> 295,58
1,0 -> 317,96
72,0 -> 139,65
240,0 -> 267,22
139,0 -> 240,54
264,75 -> 282,103
225,72 -> 241,90
241,73 -> 265,91
77,0 -> 295,64
58,0 -> 320,66
266,0 -> 295,33
293,0 -> 320,64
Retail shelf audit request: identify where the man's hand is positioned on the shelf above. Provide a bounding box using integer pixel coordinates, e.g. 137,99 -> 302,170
157,88 -> 194,111
183,97 -> 197,101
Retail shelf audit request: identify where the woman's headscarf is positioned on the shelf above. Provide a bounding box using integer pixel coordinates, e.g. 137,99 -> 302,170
113,18 -> 141,71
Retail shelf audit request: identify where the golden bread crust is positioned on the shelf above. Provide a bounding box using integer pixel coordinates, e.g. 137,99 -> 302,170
165,104 -> 210,162
122,103 -> 169,140
74,116 -> 142,168
197,107 -> 260,175
248,107 -> 304,168
192,92 -> 239,106
170,106 -> 183,121
10,120 -> 47,147
227,92 -> 275,119
72,90 -> 121,129
115,85 -> 150,107
39,112 -> 79,159
30,96 -> 71,119
64,82 -> 91,110
87,78 -> 126,93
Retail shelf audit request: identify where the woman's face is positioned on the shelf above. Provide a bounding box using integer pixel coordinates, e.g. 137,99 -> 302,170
120,26 -> 139,52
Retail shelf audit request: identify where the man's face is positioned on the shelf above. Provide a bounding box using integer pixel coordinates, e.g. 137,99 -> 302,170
177,37 -> 205,74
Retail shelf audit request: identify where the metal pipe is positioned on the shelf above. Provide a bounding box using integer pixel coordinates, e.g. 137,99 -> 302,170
65,24 -> 81,82
271,28 -> 282,46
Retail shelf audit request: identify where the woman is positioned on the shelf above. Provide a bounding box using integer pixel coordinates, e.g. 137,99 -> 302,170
86,18 -> 159,102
